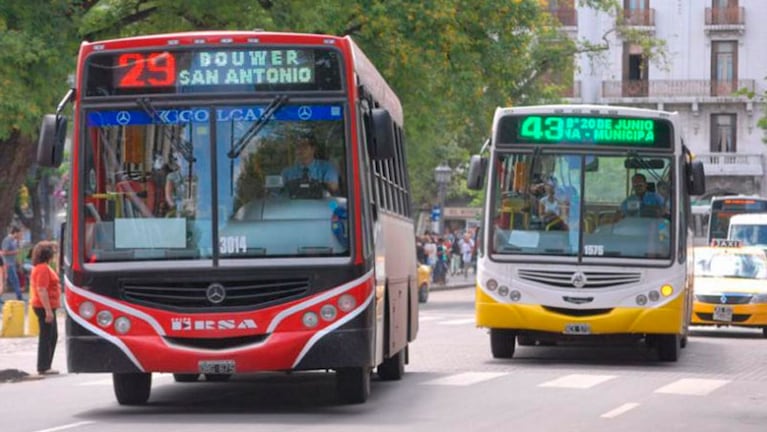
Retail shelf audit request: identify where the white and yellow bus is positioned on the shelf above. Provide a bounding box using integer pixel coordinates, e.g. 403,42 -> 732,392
467,104 -> 706,361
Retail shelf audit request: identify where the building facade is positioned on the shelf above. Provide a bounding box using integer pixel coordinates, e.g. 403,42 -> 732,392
558,0 -> 767,196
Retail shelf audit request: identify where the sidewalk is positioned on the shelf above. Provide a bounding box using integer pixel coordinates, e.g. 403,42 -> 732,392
0,307 -> 67,382
430,269 -> 477,291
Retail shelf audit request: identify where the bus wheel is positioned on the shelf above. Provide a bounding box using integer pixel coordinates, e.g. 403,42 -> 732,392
113,372 -> 152,405
173,373 -> 199,382
336,367 -> 370,404
490,329 -> 516,359
418,283 -> 429,303
516,334 -> 535,346
657,334 -> 680,362
377,346 -> 406,381
205,374 -> 232,382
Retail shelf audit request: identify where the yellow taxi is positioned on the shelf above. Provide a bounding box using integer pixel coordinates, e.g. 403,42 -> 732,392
417,263 -> 432,303
692,242 -> 767,337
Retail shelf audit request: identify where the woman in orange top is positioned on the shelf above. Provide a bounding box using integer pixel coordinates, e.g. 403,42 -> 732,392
30,241 -> 61,376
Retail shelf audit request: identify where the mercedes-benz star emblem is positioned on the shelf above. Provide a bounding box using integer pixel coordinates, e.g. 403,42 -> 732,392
116,111 -> 131,125
570,271 -> 587,289
206,283 -> 226,305
297,105 -> 313,120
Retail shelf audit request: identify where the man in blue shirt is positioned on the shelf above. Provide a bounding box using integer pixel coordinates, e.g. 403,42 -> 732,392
1,226 -> 24,301
620,173 -> 665,218
281,133 -> 339,195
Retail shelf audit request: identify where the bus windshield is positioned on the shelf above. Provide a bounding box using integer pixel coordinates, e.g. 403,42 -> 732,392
490,152 -> 672,259
83,102 -> 349,262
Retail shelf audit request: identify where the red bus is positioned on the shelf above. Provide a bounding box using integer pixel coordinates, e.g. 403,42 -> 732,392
37,31 -> 418,405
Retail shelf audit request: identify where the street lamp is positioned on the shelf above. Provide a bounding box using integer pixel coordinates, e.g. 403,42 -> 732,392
433,162 -> 452,235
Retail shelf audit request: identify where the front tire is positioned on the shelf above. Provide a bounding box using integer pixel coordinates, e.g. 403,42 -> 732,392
657,334 -> 680,362
377,347 -> 406,381
336,367 -> 370,404
113,373 -> 151,405
490,329 -> 516,359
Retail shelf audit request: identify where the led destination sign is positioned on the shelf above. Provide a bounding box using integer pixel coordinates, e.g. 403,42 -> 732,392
498,114 -> 673,149
85,47 -> 342,96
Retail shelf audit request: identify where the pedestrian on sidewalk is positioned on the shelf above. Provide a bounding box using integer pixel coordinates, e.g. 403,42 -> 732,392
1,226 -> 24,300
30,241 -> 61,376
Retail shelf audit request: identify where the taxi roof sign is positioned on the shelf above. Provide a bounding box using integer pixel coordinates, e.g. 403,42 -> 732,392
711,239 -> 741,248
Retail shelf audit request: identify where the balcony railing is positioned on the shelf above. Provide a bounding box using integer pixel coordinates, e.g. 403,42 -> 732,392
602,79 -> 755,98
705,7 -> 745,26
697,153 -> 763,177
623,8 -> 655,27
550,8 -> 577,27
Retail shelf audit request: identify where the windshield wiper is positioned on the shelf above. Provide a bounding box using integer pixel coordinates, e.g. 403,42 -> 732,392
136,97 -> 196,163
228,95 -> 289,159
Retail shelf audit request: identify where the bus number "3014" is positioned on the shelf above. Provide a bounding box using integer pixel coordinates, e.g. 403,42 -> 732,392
220,236 -> 247,254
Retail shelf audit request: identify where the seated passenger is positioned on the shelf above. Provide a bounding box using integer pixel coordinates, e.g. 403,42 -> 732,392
281,132 -> 339,196
619,173 -> 664,218
538,180 -> 568,230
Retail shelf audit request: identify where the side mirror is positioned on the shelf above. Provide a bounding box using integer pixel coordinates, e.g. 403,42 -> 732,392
368,108 -> 395,160
687,160 -> 706,196
466,155 -> 487,190
37,114 -> 67,168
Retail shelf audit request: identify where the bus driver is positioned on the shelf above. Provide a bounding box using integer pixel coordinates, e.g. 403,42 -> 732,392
619,173 -> 664,218
281,132 -> 339,195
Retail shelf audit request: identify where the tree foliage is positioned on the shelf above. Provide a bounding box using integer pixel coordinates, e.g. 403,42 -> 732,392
0,0 -> 666,236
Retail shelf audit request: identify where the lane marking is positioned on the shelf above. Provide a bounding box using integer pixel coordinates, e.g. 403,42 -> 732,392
33,421 -> 95,432
440,318 -> 475,325
601,402 -> 640,418
654,378 -> 729,396
538,374 -> 617,389
423,372 -> 507,386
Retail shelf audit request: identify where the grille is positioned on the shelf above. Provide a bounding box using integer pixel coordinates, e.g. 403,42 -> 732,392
165,335 -> 269,350
695,294 -> 753,305
122,278 -> 310,309
542,306 -> 614,317
695,312 -> 750,323
518,269 -> 641,288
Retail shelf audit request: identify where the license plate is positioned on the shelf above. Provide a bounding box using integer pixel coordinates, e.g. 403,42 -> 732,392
563,323 -> 592,335
713,305 -> 733,322
199,360 -> 236,375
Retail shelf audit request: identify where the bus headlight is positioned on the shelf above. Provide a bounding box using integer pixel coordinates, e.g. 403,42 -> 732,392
338,294 -> 356,312
635,294 -> 648,306
509,290 -> 521,302
302,312 -> 319,328
498,286 -> 509,297
79,301 -> 96,319
114,317 -> 131,334
660,284 -> 674,297
486,279 -> 498,291
320,304 -> 337,321
648,290 -> 660,302
96,310 -> 114,327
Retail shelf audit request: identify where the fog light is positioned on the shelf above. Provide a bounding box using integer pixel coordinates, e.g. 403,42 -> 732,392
498,286 -> 509,297
509,290 -> 521,302
487,279 -> 498,291
302,311 -> 319,328
320,304 -> 337,321
660,284 -> 673,297
96,310 -> 114,327
79,301 -> 96,319
648,290 -> 660,302
635,294 -> 648,306
338,294 -> 356,312
114,317 -> 131,334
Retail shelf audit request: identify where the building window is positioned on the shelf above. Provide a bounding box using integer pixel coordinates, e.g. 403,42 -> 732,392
711,41 -> 737,96
624,0 -> 650,25
622,43 -> 647,96
711,114 -> 736,153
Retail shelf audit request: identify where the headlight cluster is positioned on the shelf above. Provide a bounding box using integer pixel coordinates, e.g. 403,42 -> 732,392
635,284 -> 673,306
485,279 -> 521,302
78,301 -> 132,334
301,293 -> 357,329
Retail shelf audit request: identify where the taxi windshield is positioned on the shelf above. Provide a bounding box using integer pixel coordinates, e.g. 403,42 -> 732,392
695,249 -> 767,279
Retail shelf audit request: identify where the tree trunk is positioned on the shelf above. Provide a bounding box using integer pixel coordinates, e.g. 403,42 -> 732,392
0,130 -> 38,234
